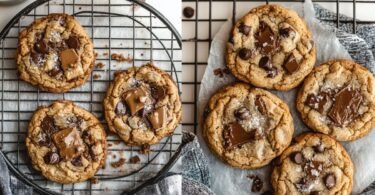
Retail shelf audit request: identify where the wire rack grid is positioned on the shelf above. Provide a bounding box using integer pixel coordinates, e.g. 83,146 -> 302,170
0,0 -> 182,194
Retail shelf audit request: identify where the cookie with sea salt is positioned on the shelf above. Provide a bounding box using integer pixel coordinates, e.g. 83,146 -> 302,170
26,100 -> 107,183
103,63 -> 181,146
226,4 -> 316,90
17,13 -> 95,93
203,83 -> 294,169
296,59 -> 375,141
271,133 -> 353,195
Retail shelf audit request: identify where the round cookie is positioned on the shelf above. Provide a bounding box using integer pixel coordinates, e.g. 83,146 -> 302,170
26,100 -> 107,184
203,83 -> 294,169
103,63 -> 181,146
296,59 -> 375,141
226,4 -> 316,91
17,13 -> 95,93
271,133 -> 353,195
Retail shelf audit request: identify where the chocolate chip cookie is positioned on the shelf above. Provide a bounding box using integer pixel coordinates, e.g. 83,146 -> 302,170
103,63 -> 181,146
17,13 -> 95,93
26,100 -> 107,183
296,59 -> 375,141
203,83 -> 294,169
226,4 -> 316,91
271,133 -> 353,195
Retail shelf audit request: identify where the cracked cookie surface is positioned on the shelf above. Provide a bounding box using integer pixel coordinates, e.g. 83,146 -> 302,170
203,83 -> 294,169
103,63 -> 181,146
17,13 -> 95,93
271,133 -> 353,195
296,59 -> 375,141
226,4 -> 316,90
26,100 -> 107,184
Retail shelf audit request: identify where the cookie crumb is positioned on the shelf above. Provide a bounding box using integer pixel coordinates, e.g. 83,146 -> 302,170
95,62 -> 105,68
108,143 -> 112,147
129,155 -> 141,164
112,154 -> 116,158
111,53 -> 132,62
111,158 -> 126,168
114,140 -> 121,145
247,175 -> 263,192
93,74 -> 101,80
91,177 -> 99,184
140,144 -> 150,154
95,52 -> 98,57
213,68 -> 230,78
103,52 -> 108,56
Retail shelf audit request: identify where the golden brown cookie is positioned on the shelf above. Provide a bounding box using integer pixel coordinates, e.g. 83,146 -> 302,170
296,59 -> 375,141
226,4 -> 316,90
272,133 -> 353,195
17,13 -> 95,93
203,83 -> 294,169
26,100 -> 107,184
103,63 -> 181,146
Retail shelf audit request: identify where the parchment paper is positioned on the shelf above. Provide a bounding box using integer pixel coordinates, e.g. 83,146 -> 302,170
198,0 -> 375,194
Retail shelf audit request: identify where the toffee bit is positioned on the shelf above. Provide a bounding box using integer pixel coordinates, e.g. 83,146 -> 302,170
111,158 -> 126,168
111,53 -> 133,62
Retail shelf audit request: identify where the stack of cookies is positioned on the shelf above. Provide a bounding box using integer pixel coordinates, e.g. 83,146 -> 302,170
17,14 -> 181,184
203,4 -> 375,195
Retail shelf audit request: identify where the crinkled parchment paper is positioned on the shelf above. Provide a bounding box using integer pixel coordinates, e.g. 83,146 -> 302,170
198,0 -> 375,194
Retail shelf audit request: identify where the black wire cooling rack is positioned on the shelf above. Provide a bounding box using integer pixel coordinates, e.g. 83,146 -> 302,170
0,0 -> 182,194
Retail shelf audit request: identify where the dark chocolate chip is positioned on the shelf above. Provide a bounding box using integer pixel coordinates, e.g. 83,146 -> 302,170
41,116 -> 58,134
43,151 -> 60,164
305,92 -> 329,114
283,54 -> 300,74
238,48 -> 252,60
34,40 -> 49,54
223,123 -> 255,150
71,156 -> 83,166
310,191 -> 321,195
255,96 -> 267,115
266,67 -> 278,78
239,23 -> 251,36
291,152 -> 304,164
183,6 -> 195,18
304,161 -> 323,178
259,56 -> 272,70
66,36 -> 80,49
255,22 -> 278,54
325,174 -> 336,189
234,107 -> 251,120
151,85 -> 166,100
115,101 -> 127,115
250,175 -> 263,192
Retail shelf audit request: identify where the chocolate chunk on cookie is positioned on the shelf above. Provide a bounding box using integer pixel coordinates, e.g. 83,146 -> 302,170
226,5 -> 316,90
203,83 -> 294,169
271,133 -> 353,195
297,59 -> 375,141
104,63 -> 181,146
26,100 -> 107,183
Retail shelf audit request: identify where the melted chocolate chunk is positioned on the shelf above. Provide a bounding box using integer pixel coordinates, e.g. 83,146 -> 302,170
283,54 -> 300,74
34,40 -> 49,54
48,65 -> 63,77
183,6 -> 195,18
222,123 -> 257,150
71,156 -> 83,166
328,86 -> 362,125
255,96 -> 267,115
239,23 -> 251,36
295,178 -> 311,192
66,36 -> 80,49
238,48 -> 252,60
305,92 -> 329,113
43,151 -> 60,164
41,116 -> 58,133
304,161 -> 323,178
267,67 -> 278,78
290,152 -> 304,164
313,143 -> 324,153
115,101 -> 127,115
37,133 -> 51,147
259,56 -> 272,70
279,27 -> 292,38
30,51 -> 44,65
150,85 -> 166,101
324,174 -> 336,189
255,22 -> 278,54
310,191 -> 321,195
234,107 -> 251,120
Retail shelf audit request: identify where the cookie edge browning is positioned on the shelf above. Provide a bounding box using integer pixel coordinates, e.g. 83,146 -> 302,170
103,63 -> 182,146
225,4 -> 316,91
271,133 -> 354,195
296,59 -> 375,141
25,100 -> 107,184
16,13 -> 95,93
202,82 -> 294,169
